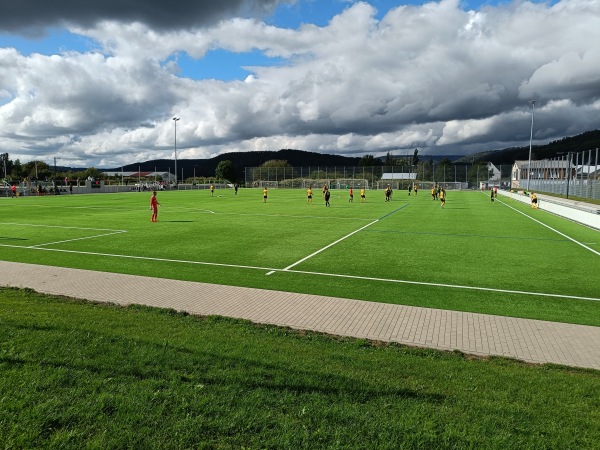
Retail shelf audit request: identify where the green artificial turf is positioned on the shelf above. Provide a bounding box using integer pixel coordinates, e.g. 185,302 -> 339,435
1,288 -> 599,449
1,188 -> 599,325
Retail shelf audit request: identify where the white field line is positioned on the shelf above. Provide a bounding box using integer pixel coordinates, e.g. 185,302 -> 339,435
0,222 -> 127,232
29,230 -> 128,248
0,244 -> 279,272
0,244 -> 598,302
272,204 -> 410,275
185,210 -> 376,221
272,219 -> 380,275
0,222 -> 128,248
497,199 -> 600,257
284,268 -> 600,302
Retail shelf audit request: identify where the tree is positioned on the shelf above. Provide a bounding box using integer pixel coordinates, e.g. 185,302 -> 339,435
358,154 -> 382,167
22,160 -> 51,180
384,152 -> 395,166
412,149 -> 419,166
215,160 -> 236,182
260,159 -> 292,168
0,153 -> 8,179
82,167 -> 103,180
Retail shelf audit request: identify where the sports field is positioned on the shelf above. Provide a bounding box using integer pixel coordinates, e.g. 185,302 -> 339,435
1,188 -> 599,326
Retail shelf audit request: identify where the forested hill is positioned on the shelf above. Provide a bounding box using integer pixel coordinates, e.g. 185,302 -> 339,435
113,149 -> 361,178
459,130 -> 600,165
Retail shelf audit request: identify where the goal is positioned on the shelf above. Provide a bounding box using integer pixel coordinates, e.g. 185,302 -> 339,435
257,180 -> 279,188
334,179 -> 369,189
302,179 -> 331,189
437,182 -> 466,190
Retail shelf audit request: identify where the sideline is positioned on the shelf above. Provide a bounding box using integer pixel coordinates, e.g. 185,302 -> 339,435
0,244 -> 598,302
497,199 -> 600,257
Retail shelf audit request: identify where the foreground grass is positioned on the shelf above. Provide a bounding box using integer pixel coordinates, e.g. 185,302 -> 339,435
1,288 -> 599,449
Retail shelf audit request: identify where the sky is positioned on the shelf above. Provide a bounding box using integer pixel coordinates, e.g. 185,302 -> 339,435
1,0 -> 599,168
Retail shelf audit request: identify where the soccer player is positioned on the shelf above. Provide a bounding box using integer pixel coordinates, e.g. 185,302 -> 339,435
531,192 -> 538,209
408,183 -> 412,196
360,188 -> 366,203
150,191 -> 160,222
263,187 -> 268,203
322,184 -> 328,198
234,183 -> 239,195
324,189 -> 331,207
440,188 -> 446,208
385,186 -> 391,202
414,183 -> 418,196
490,188 -> 495,203
431,185 -> 436,200
307,186 -> 313,203
11,184 -> 17,198
210,184 -> 215,197
349,187 -> 353,202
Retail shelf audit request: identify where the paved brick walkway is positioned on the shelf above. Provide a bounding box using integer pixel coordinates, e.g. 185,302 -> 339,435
2,260 -> 599,370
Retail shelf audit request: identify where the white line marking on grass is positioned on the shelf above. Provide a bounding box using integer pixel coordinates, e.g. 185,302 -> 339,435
498,200 -> 600,257
277,204 -> 410,273
187,210 -> 375,221
0,222 -> 127,232
278,219 -> 379,273
1,244 -> 598,301
282,268 -> 600,302
29,230 -> 128,248
0,244 -> 279,272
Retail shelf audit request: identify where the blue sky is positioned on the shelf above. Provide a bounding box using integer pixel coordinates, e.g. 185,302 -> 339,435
0,0 -> 513,81
0,0 -> 596,168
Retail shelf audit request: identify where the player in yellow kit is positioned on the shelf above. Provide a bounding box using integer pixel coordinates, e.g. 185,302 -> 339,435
360,188 -> 366,203
263,187 -> 268,203
307,187 -> 313,203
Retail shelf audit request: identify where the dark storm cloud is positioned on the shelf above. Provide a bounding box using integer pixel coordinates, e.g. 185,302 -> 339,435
0,0 -> 282,33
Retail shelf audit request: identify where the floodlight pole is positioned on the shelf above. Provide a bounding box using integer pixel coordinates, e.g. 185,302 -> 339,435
173,117 -> 180,185
527,100 -> 535,191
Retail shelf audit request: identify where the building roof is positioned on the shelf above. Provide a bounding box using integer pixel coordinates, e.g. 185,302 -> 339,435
381,173 -> 417,180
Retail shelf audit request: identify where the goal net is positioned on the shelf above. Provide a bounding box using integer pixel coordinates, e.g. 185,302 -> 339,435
302,179 -> 331,189
257,180 -> 279,188
335,179 -> 369,189
437,182 -> 465,190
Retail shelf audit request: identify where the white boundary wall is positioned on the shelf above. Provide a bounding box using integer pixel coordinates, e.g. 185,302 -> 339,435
497,190 -> 600,230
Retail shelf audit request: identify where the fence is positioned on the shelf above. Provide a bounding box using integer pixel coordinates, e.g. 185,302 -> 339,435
519,149 -> 600,200
244,164 -> 510,191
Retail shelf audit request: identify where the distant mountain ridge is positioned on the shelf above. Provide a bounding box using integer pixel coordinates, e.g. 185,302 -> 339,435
79,129 -> 600,178
108,149 -> 362,180
454,130 -> 600,165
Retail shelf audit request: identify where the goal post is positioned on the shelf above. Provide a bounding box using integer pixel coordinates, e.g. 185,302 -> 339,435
302,179 -> 331,189
257,180 -> 279,188
437,182 -> 466,190
334,179 -> 369,189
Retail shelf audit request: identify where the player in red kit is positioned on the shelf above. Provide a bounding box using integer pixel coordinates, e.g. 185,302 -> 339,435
150,191 -> 160,222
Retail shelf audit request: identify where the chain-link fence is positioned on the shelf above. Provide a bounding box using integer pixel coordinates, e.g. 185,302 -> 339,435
244,149 -> 600,201
244,164 -> 510,191
519,149 -> 599,200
